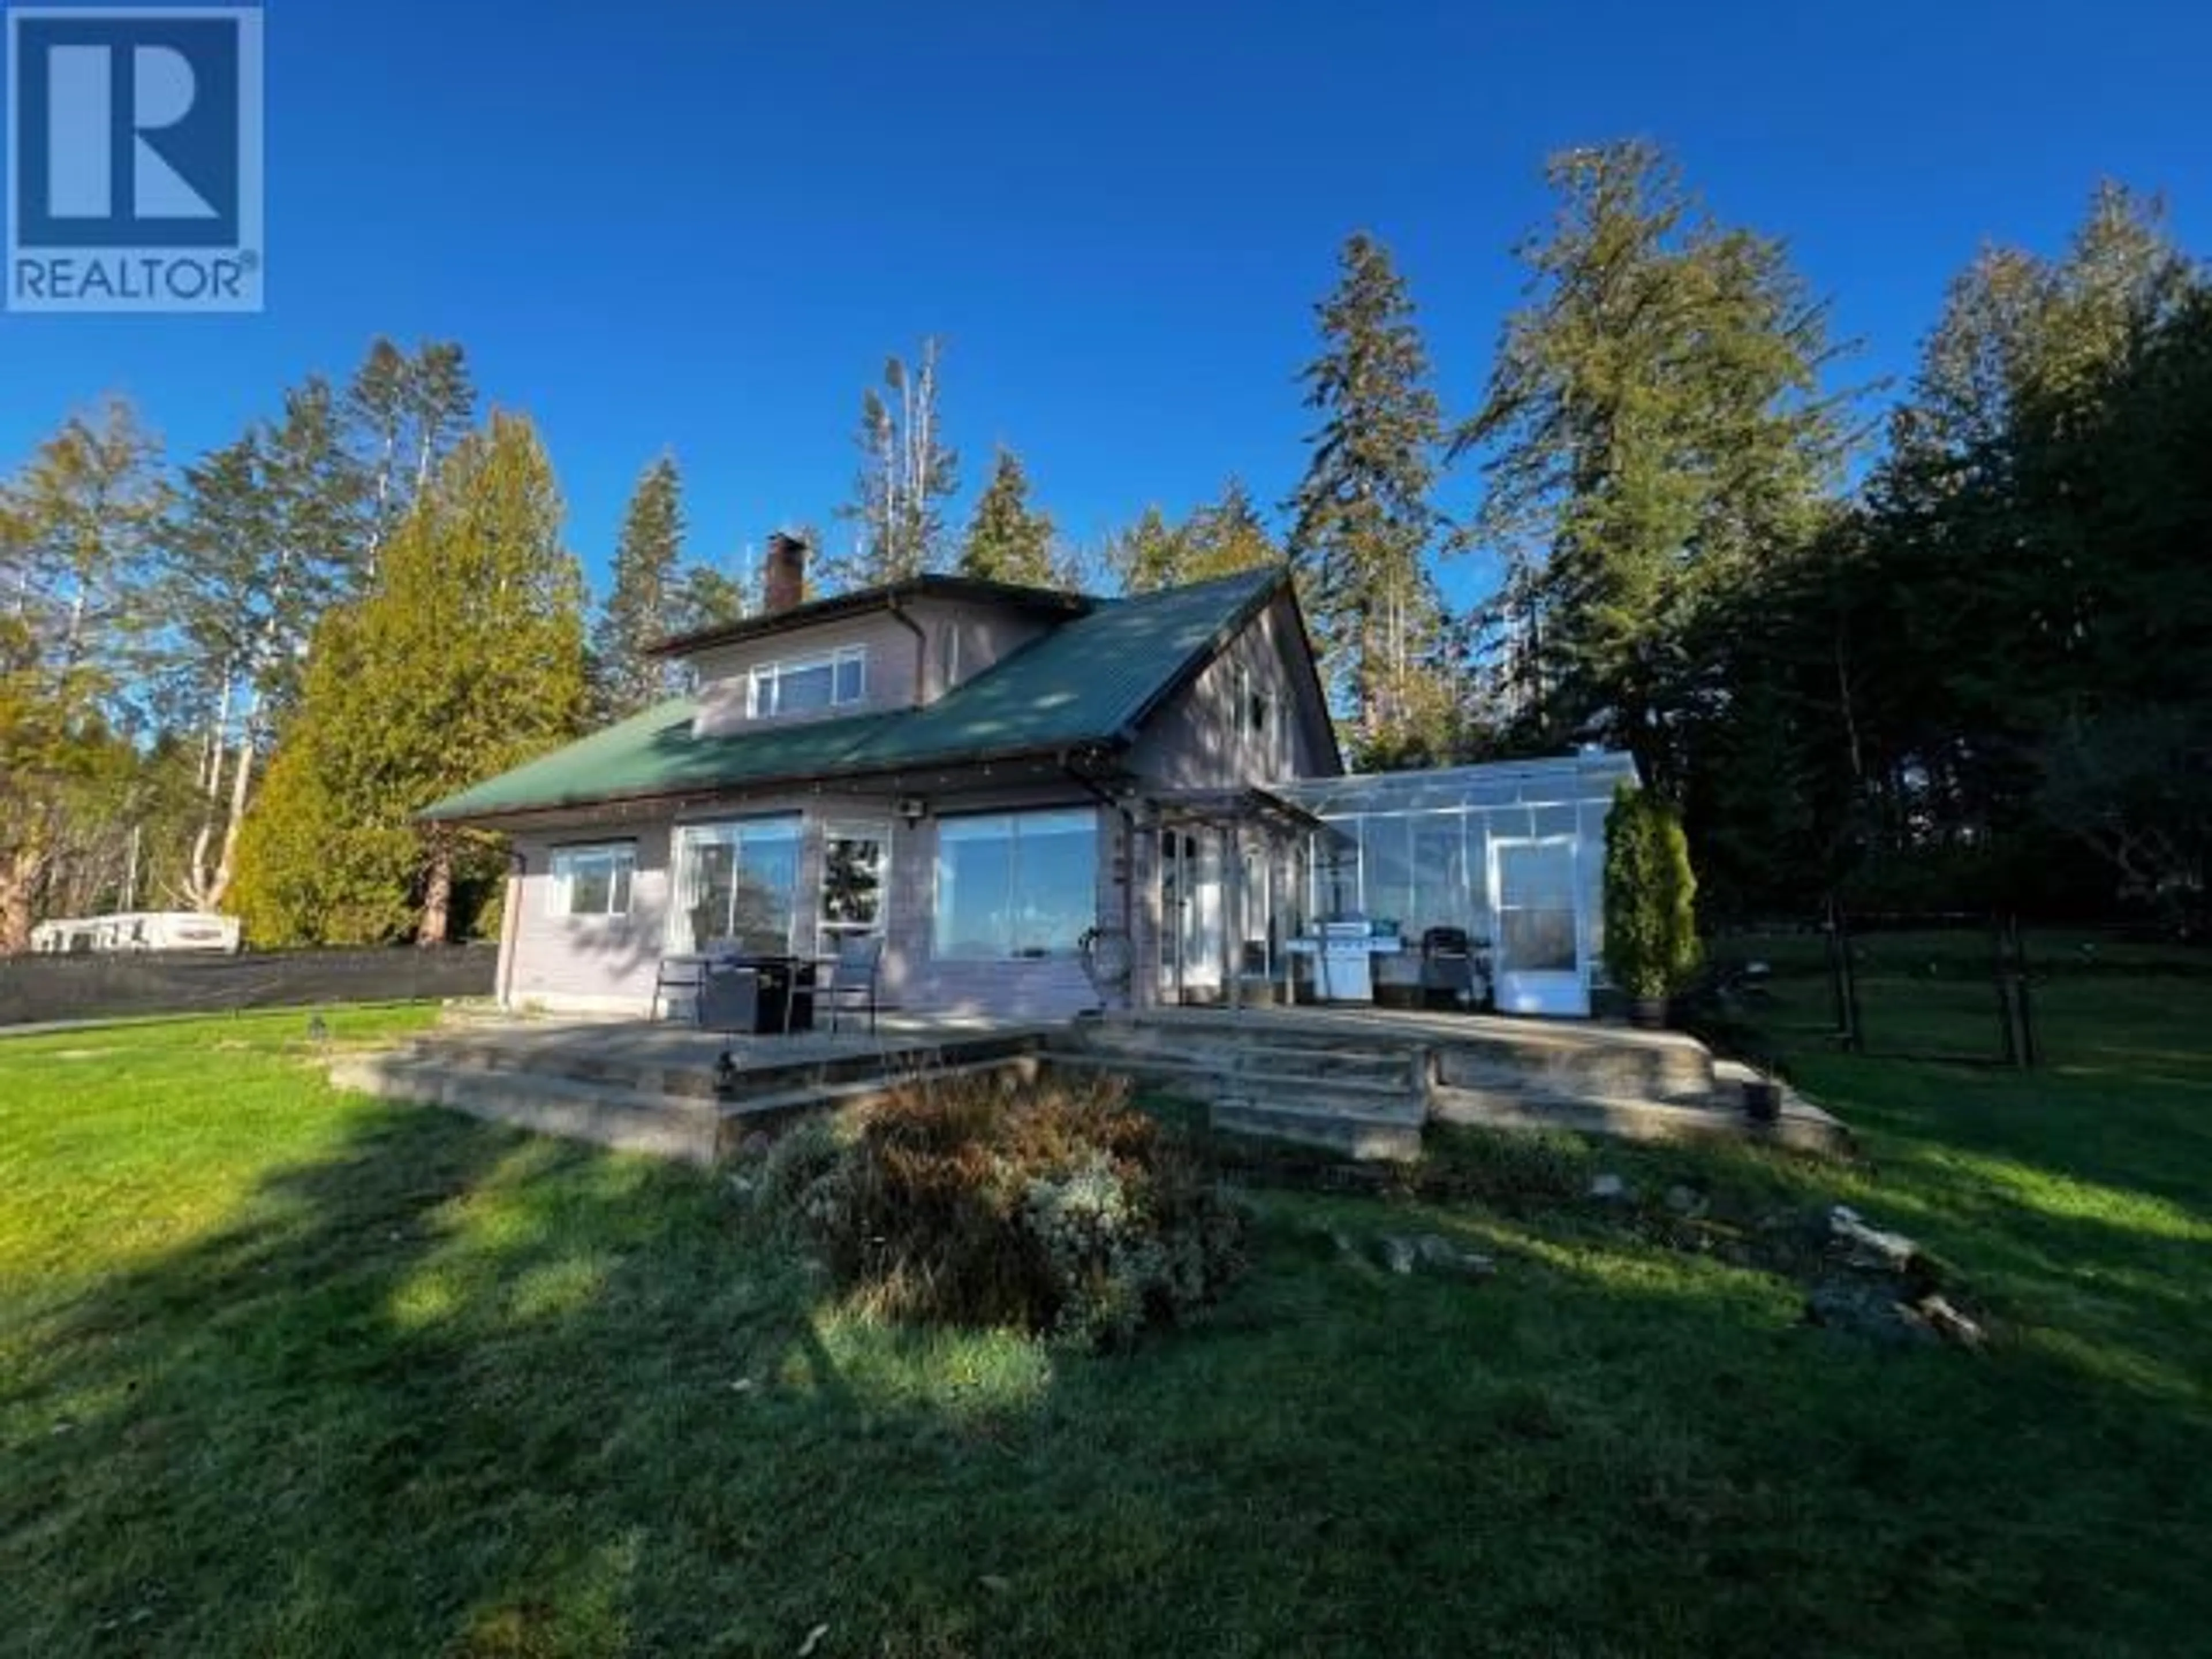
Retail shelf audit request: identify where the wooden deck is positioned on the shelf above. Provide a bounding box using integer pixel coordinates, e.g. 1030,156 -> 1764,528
330,1002 -> 1850,1165
329,1011 -> 1052,1164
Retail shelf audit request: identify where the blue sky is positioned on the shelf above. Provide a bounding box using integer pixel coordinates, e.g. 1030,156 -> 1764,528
4,0 -> 2207,609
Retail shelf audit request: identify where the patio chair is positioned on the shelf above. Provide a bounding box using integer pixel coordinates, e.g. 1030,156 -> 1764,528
820,935 -> 885,1034
652,955 -> 709,1024
1419,926 -> 1478,1011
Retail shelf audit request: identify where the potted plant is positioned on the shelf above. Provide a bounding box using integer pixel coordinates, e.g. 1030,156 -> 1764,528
1602,783 -> 1700,1029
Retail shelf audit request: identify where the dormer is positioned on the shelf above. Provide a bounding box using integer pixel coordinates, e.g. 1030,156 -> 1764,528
650,530 -> 1094,740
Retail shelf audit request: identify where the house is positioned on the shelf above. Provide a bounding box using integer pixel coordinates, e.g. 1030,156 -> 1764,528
423,533 -> 1627,1020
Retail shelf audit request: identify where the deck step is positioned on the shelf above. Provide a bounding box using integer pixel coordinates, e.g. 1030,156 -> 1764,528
1044,1048 -> 1416,1101
330,1054 -> 723,1164
1430,1082 -> 1853,1157
393,1028 -> 1040,1103
1209,1096 -> 1425,1161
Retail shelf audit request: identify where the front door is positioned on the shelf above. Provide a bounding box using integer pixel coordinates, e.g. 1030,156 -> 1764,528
1490,835 -> 1587,1016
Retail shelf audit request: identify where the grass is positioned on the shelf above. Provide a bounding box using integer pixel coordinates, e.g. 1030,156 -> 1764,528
4,993 -> 2210,1657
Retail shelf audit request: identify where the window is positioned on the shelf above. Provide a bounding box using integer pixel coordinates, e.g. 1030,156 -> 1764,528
748,645 -> 866,719
1235,662 -> 1276,747
668,817 -> 800,951
820,821 -> 891,943
934,809 -> 1099,960
549,844 -> 635,918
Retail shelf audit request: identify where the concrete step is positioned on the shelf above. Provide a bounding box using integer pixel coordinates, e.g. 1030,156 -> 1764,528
1427,1035 -> 1710,1103
1072,1025 -> 1414,1074
1092,1010 -> 1715,1101
397,1028 -> 1038,1103
331,1054 -> 722,1164
1045,1048 -> 1416,1103
1209,1096 -> 1425,1162
1430,1081 -> 1853,1158
712,1055 -> 1041,1158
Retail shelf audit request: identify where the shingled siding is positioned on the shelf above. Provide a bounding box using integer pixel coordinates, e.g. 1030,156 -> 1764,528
503,823 -> 677,1011
1127,592 -> 1330,787
690,612 -> 921,737
497,789 -> 1124,1020
888,795 -> 1125,1021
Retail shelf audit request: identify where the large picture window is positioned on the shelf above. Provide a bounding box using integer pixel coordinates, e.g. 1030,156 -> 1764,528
669,817 -> 801,952
934,809 -> 1098,960
748,646 -> 866,719
548,844 -> 635,918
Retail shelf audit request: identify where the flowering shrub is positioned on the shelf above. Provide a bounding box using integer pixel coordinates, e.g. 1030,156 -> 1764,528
768,1068 -> 1245,1349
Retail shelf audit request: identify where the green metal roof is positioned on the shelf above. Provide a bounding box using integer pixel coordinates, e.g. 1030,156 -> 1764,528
421,566 -> 1286,823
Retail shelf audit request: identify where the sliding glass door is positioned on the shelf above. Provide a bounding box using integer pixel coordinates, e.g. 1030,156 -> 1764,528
668,817 -> 801,953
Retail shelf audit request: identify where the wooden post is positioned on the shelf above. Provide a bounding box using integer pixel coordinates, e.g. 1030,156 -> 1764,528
1225,825 -> 1243,1012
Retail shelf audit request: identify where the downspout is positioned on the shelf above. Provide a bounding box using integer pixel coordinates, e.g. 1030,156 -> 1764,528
1061,752 -> 1141,1012
885,594 -> 929,702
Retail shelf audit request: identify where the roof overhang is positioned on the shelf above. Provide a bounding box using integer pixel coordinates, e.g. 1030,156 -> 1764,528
1139,783 -> 1352,846
422,737 -> 1132,831
647,575 -> 1094,659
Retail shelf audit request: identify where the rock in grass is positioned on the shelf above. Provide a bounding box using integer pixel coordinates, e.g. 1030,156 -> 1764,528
1805,1278 -> 1936,1347
1588,1173 -> 1628,1202
1918,1294 -> 1988,1350
1377,1234 -> 1419,1275
1415,1233 -> 1498,1279
1665,1184 -> 1707,1218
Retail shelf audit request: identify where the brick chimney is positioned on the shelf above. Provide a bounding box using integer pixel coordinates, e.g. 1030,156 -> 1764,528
762,529 -> 808,614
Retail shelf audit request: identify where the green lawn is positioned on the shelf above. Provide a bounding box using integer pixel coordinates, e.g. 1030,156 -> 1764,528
4,998 -> 2210,1658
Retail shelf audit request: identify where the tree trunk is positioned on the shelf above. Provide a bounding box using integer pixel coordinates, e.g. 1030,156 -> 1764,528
418,834 -> 453,946
0,846 -> 43,955
202,707 -> 261,913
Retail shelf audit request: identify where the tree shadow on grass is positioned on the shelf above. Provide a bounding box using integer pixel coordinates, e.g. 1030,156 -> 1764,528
0,1101 -> 1036,1658
10,1082 -> 2212,1659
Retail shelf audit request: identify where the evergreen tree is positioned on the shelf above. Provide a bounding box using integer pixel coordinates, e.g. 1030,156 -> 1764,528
1459,141 -> 1851,790
1113,479 -> 1284,594
1286,233 -> 1446,746
1105,505 -> 1190,594
1182,478 -> 1282,582
957,447 -> 1060,586
233,414 -> 587,946
589,454 -> 688,718
0,400 -> 166,950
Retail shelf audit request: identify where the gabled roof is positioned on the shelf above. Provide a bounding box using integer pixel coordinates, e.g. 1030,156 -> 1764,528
646,573 -> 1092,659
422,566 -> 1294,824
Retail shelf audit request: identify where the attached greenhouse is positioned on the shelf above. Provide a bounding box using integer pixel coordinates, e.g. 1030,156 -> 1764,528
1270,751 -> 1638,1017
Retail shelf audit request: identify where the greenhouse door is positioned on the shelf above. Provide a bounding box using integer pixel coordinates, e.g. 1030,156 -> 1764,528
1490,836 -> 1588,1017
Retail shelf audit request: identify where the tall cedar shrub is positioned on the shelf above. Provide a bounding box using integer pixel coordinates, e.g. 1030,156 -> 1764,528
1603,784 -> 1700,998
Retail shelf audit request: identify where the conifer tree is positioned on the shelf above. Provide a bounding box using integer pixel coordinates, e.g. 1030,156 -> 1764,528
957,447 -> 1060,586
589,454 -> 687,718
233,414 -> 587,945
1286,233 -> 1446,745
1459,141 -> 1850,786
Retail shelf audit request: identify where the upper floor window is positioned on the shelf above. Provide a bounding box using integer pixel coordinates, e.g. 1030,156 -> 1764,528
1236,662 -> 1277,746
548,843 -> 635,918
748,645 -> 866,719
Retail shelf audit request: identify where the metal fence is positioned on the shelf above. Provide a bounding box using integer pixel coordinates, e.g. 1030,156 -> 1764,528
0,945 -> 497,1029
1702,908 -> 2211,1070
